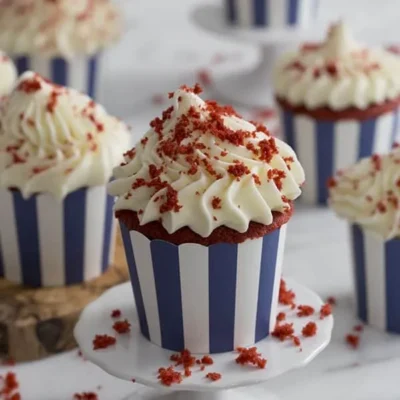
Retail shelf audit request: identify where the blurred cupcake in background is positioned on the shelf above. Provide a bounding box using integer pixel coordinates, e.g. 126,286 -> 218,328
0,0 -> 122,99
0,71 -> 130,287
225,0 -> 319,28
0,50 -> 17,99
274,22 -> 400,205
329,146 -> 400,334
109,84 -> 304,354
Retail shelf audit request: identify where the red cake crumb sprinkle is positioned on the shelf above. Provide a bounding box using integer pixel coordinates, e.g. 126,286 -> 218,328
200,365 -> 206,371
17,75 -> 42,93
259,138 -> 279,163
201,355 -> 214,365
371,154 -> 381,171
227,162 -> 250,179
1,358 -> 15,367
113,320 -> 131,334
346,334 -> 360,349
325,62 -> 338,77
211,196 -> 222,209
283,156 -> 294,170
327,177 -> 337,188
111,309 -> 121,318
320,303 -> 332,319
141,137 -> 149,147
236,347 -> 267,369
0,372 -> 20,400
73,392 -> 98,400
170,349 -> 196,369
206,372 -> 222,381
272,323 -> 294,341
157,366 -> 183,386
353,324 -> 364,332
252,174 -> 261,185
197,69 -> 213,87
267,168 -> 286,190
184,367 -> 192,377
302,322 -> 317,337
92,334 -> 116,350
292,336 -> 301,347
297,305 -> 315,317
276,312 -> 286,322
131,378 -> 136,383
327,296 -> 336,306
279,279 -> 296,308
287,61 -> 306,72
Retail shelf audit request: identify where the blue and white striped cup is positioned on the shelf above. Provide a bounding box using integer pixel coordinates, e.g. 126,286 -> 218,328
120,224 -> 287,354
13,55 -> 100,99
225,0 -> 319,28
281,110 -> 400,205
351,224 -> 400,334
0,186 -> 115,287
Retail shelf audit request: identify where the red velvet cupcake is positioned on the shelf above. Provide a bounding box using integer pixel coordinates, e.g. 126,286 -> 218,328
108,84 -> 304,354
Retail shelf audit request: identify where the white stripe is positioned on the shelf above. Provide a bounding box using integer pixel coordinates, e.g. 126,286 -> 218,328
130,231 -> 161,346
294,115 -> 317,204
268,0 -> 286,28
37,193 -> 65,286
179,244 -> 209,353
269,224 -> 287,332
29,56 -> 52,80
234,237 -> 263,347
373,112 -> 394,154
298,0 -> 313,25
235,0 -> 252,26
68,57 -> 87,93
364,230 -> 386,330
83,186 -> 106,281
0,190 -> 22,283
334,120 -> 360,172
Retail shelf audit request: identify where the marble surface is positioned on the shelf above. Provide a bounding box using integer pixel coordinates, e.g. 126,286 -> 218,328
2,0 -> 400,399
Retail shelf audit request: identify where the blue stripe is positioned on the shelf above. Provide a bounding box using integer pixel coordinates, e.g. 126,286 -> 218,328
256,229 -> 281,341
64,189 -> 86,284
15,57 -> 29,75
282,111 -> 296,149
351,225 -> 367,322
316,121 -> 334,204
288,0 -> 298,24
226,0 -> 236,23
0,237 -> 4,277
151,240 -> 184,351
12,191 -> 41,287
254,0 -> 266,26
51,58 -> 68,86
101,195 -> 114,272
358,118 -> 376,159
385,239 -> 400,333
209,243 -> 238,353
120,223 -> 149,339
88,56 -> 98,98
391,108 -> 400,144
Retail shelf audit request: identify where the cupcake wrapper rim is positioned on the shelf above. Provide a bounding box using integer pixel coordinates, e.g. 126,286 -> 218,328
120,223 -> 287,354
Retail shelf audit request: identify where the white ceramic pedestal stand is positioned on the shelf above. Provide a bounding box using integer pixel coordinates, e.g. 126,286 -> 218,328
74,279 -> 333,400
191,4 -> 317,108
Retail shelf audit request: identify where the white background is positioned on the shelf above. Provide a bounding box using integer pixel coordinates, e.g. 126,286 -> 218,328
3,1 -> 400,399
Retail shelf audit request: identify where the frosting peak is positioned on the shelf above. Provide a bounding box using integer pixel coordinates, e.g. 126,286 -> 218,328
0,51 -> 17,97
0,71 -> 131,199
0,0 -> 122,57
274,22 -> 400,111
329,145 -> 400,239
109,85 -> 305,238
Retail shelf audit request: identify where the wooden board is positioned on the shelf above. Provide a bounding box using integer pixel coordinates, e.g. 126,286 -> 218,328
0,229 -> 130,363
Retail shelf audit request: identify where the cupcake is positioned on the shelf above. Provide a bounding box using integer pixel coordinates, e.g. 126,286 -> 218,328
0,51 -> 17,99
0,0 -> 121,99
0,71 -> 130,287
108,84 -> 304,353
274,22 -> 400,205
225,0 -> 319,28
329,147 -> 400,333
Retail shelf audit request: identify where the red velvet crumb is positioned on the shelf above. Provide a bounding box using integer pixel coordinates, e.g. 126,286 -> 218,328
211,196 -> 222,209
157,366 -> 183,386
206,372 -> 222,381
73,393 -> 98,400
92,334 -> 116,350
302,322 -> 317,337
279,279 -> 296,308
111,309 -> 121,318
272,323 -> 294,341
170,349 -> 196,368
320,303 -> 332,319
201,355 -> 214,365
292,336 -> 301,347
113,319 -> 131,334
236,347 -> 267,369
346,334 -> 360,349
353,324 -> 364,332
276,312 -> 286,322
297,305 -> 315,317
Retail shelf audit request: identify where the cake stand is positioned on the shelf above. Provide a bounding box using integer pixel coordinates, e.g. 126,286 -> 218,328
191,4 -> 320,108
74,278 -> 333,400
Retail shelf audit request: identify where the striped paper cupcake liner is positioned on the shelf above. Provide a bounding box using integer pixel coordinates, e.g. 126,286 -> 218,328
13,55 -> 100,99
0,186 -> 115,287
120,223 -> 287,354
225,0 -> 319,28
351,224 -> 400,334
280,109 -> 400,205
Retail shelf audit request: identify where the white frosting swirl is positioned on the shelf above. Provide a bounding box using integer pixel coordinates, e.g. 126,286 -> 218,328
0,71 -> 131,199
274,22 -> 400,111
109,86 -> 305,237
329,147 -> 400,239
0,51 -> 17,97
0,0 -> 121,58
